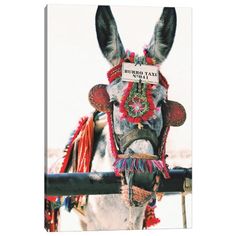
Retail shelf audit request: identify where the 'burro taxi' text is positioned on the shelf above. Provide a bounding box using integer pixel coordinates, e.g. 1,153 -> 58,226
124,70 -> 157,80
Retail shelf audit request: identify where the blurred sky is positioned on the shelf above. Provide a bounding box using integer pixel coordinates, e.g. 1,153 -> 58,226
47,5 -> 192,152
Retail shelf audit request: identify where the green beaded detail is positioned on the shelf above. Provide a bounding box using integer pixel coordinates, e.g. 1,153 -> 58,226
125,83 -> 149,118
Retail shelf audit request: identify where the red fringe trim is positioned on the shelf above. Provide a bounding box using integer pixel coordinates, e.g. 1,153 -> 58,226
76,116 -> 95,173
59,116 -> 88,173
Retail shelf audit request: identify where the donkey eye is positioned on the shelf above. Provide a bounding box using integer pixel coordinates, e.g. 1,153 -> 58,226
113,100 -> 120,107
157,100 -> 164,107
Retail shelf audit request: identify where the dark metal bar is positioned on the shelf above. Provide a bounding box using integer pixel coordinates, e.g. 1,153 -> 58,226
45,168 -> 192,196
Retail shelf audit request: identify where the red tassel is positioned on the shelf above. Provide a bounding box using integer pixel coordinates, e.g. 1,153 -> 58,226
45,196 -> 57,202
59,116 -> 88,173
143,205 -> 160,229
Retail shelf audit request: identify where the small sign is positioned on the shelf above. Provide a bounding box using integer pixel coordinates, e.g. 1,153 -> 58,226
122,62 -> 159,84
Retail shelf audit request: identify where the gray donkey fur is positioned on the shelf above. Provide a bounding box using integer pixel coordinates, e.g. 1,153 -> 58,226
73,6 -> 177,230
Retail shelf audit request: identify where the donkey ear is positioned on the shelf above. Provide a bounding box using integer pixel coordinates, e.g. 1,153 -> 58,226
147,7 -> 177,64
96,6 -> 125,66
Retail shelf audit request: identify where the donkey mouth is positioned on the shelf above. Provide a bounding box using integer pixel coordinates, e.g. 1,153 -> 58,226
120,167 -> 158,207
114,139 -> 161,207
124,139 -> 156,188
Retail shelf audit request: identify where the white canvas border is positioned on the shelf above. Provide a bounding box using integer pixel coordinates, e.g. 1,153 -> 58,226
0,0 -> 235,236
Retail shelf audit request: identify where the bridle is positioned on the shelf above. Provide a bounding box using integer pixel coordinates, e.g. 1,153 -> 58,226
106,52 -> 170,207
106,51 -> 170,162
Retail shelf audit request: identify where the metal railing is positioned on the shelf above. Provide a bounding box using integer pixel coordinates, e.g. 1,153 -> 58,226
45,168 -> 192,196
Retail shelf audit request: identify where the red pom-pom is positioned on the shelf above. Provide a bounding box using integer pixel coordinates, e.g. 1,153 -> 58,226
130,52 -> 135,58
145,217 -> 160,228
88,84 -> 112,112
143,205 -> 160,229
163,100 -> 186,126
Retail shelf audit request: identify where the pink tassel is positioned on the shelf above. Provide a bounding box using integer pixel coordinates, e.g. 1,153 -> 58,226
146,160 -> 153,173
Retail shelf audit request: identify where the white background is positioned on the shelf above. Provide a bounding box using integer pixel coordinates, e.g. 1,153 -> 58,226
0,0 -> 236,236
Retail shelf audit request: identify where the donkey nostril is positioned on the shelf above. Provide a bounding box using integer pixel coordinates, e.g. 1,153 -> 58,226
126,148 -> 135,155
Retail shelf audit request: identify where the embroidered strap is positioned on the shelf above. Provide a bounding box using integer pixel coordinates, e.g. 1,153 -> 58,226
118,153 -> 158,160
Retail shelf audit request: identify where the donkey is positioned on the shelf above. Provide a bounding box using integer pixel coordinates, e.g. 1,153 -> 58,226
73,6 -> 180,230
45,6 -> 186,231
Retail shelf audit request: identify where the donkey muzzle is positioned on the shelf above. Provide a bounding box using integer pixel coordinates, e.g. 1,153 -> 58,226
116,127 -> 158,154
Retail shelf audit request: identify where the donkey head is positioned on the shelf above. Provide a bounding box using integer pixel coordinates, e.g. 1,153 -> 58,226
89,6 -> 185,206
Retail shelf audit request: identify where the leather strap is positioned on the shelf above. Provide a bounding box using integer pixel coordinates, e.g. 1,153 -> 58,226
117,128 -> 158,153
118,153 -> 158,160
